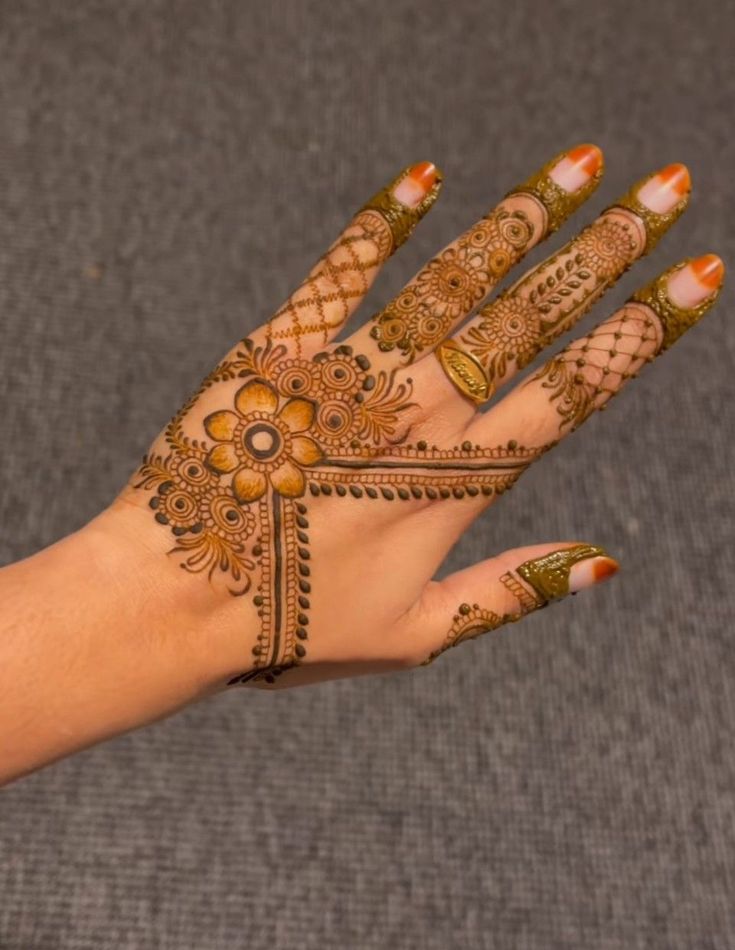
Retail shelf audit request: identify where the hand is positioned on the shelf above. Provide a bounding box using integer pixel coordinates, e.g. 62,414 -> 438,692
110,142 -> 724,689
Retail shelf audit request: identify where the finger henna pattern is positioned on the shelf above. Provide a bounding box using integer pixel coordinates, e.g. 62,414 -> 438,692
134,339 -> 547,685
266,164 -> 442,355
439,164 -> 691,404
530,259 -> 723,431
422,544 -> 607,664
370,148 -> 604,364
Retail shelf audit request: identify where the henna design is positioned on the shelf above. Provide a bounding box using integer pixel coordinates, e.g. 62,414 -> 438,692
134,337 -> 548,685
529,260 -> 723,432
422,544 -> 604,664
451,214 -> 639,399
266,166 -> 442,355
370,208 -> 536,360
371,149 -> 604,366
438,169 -> 690,405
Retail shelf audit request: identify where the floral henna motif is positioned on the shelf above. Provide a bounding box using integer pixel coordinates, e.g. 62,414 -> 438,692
134,338 -> 547,686
456,215 -> 639,396
422,544 -> 604,664
370,208 -> 536,361
370,148 -> 606,367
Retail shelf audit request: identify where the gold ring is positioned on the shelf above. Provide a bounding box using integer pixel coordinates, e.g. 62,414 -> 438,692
435,340 -> 491,403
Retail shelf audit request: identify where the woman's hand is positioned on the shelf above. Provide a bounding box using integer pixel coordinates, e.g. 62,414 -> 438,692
1,143 -> 724,783
111,143 -> 723,688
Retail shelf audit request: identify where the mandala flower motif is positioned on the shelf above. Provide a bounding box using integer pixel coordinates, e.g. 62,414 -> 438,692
315,352 -> 367,398
271,358 -> 321,400
198,487 -> 256,542
416,245 -> 489,320
167,452 -> 218,496
312,395 -> 361,446
154,483 -> 201,531
408,307 -> 447,349
203,380 -> 324,502
495,208 -> 534,249
576,219 -> 635,279
467,295 -> 541,366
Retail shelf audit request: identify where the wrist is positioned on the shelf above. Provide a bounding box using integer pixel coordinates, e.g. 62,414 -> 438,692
0,499 -> 257,783
91,496 -> 260,692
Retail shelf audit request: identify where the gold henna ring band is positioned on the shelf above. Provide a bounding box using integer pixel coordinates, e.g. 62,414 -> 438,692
435,340 -> 491,403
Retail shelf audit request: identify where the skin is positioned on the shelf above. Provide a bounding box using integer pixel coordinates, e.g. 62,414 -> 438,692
0,145 -> 724,785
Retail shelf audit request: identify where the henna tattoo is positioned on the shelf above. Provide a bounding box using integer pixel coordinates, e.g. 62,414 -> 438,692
438,169 -> 689,405
134,338 -> 547,685
373,149 -> 604,367
266,166 -> 442,355
446,214 -> 639,402
530,260 -> 723,432
370,208 -> 536,360
422,544 -> 604,664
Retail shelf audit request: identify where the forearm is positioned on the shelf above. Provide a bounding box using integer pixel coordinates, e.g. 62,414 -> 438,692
0,505 -> 251,785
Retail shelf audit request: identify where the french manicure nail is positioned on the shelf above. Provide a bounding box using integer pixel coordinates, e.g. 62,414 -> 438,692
549,143 -> 604,193
393,161 -> 441,208
636,162 -> 691,213
516,543 -> 617,602
569,554 -> 620,593
666,253 -> 726,308
630,254 -> 724,350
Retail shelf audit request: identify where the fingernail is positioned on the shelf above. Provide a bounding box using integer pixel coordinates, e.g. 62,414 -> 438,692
569,554 -> 620,593
516,544 -> 617,602
664,253 -> 725,309
393,161 -> 441,208
636,162 -> 691,213
361,162 -> 443,252
512,144 -> 603,235
549,143 -> 604,193
630,254 -> 724,350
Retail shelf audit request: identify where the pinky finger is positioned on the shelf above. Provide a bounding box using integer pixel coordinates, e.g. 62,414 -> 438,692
412,542 -> 619,666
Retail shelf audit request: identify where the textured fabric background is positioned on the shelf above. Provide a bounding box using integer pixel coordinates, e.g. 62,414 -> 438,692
1,1 -> 734,947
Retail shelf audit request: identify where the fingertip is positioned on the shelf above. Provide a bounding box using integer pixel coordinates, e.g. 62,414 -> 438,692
393,161 -> 443,208
549,142 -> 604,194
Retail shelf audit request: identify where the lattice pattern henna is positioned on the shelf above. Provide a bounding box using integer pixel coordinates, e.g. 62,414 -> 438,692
530,303 -> 661,431
134,337 -> 547,686
265,165 -> 442,357
266,210 -> 393,355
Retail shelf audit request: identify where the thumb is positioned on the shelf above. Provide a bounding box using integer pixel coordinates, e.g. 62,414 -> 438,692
413,542 -> 619,667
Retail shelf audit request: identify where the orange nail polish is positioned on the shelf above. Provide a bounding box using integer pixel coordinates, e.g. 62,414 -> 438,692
407,161 -> 439,194
691,253 -> 725,290
592,557 -> 619,583
657,163 -> 691,196
566,143 -> 604,177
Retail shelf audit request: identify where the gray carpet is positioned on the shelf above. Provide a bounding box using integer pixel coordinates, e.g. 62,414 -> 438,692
1,1 -> 734,947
